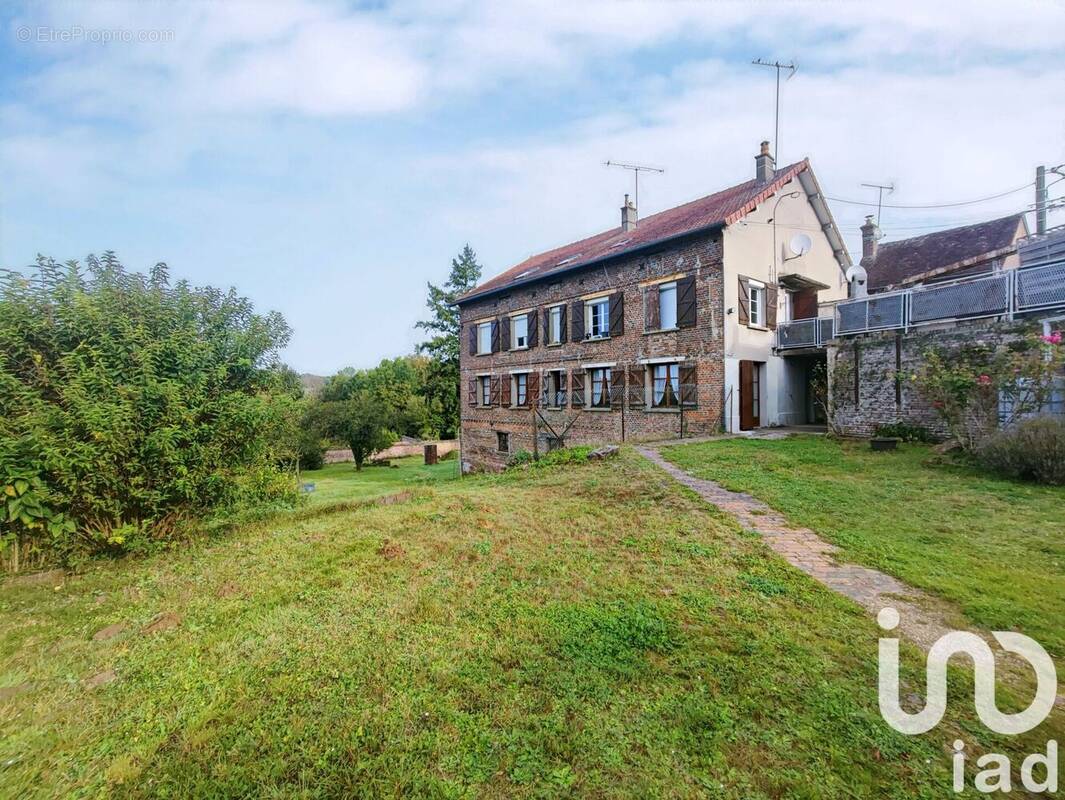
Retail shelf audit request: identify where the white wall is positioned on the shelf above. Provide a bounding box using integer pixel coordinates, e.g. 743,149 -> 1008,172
722,173 -> 847,429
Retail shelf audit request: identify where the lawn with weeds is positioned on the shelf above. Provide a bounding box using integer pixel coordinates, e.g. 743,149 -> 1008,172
662,435 -> 1065,658
1,448 -> 1059,797
300,455 -> 458,506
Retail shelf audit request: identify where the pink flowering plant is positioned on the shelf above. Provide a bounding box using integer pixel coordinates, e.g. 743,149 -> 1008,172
916,331 -> 1065,451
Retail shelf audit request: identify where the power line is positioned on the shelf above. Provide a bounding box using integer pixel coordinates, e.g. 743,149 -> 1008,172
826,181 -> 1034,209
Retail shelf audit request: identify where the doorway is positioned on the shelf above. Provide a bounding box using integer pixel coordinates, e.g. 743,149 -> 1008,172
739,360 -> 762,430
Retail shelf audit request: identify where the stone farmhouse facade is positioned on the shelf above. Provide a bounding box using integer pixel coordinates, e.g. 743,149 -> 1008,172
456,143 -> 851,471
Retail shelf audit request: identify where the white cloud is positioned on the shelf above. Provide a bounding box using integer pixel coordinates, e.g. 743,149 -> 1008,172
3,0 -> 1064,372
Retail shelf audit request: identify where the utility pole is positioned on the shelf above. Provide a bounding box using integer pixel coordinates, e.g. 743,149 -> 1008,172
1036,165 -> 1047,235
861,181 -> 895,227
604,161 -> 665,212
752,59 -> 796,161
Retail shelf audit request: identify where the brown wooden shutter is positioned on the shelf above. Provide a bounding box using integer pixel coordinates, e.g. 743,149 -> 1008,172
468,324 -> 477,356
500,317 -> 511,351
569,369 -> 585,407
646,286 -> 661,331
680,364 -> 697,408
677,275 -> 697,328
737,278 -> 750,325
609,368 -> 623,408
609,292 -> 624,337
766,285 -> 779,330
527,312 -> 538,348
559,304 -> 568,344
491,320 -> 501,353
490,375 -> 501,406
627,364 -> 645,408
570,301 -> 585,342
540,370 -> 550,406
501,374 -> 512,406
527,372 -> 540,406
467,377 -> 477,407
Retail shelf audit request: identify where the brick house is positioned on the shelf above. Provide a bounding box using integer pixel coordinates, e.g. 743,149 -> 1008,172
456,142 -> 851,471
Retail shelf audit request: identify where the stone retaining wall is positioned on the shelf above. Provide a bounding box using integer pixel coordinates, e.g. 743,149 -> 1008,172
826,318 -> 1042,439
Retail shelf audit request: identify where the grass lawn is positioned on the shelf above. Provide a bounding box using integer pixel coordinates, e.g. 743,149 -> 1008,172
1,450 -> 1058,797
300,456 -> 459,506
661,435 -> 1065,658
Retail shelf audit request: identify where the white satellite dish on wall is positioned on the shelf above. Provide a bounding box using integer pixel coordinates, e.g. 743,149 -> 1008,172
788,233 -> 812,257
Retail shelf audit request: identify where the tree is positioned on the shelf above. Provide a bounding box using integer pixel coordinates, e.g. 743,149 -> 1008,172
416,244 -> 482,439
318,392 -> 396,471
321,356 -> 437,440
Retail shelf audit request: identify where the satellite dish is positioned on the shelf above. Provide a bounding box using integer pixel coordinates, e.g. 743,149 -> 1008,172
788,233 -> 812,257
845,265 -> 868,285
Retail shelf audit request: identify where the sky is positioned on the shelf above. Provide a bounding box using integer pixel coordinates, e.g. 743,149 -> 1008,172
2,0 -> 1064,375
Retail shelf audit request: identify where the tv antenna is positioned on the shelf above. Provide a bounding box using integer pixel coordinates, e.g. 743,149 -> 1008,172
861,181 -> 895,228
751,59 -> 797,162
604,160 -> 664,211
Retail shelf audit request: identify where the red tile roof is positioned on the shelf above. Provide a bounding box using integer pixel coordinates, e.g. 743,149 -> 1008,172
867,214 -> 1026,291
458,160 -> 809,303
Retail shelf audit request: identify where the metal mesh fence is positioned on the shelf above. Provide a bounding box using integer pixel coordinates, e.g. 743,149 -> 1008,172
1016,262 -> 1065,311
818,317 -> 835,343
777,319 -> 818,349
836,294 -> 905,334
909,273 -> 1009,325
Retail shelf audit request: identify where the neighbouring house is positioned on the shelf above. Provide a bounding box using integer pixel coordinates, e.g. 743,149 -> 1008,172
456,142 -> 851,471
861,213 -> 1029,294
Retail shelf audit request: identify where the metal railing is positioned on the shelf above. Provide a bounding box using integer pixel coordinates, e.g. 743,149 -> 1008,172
776,316 -> 837,350
828,258 -> 1065,337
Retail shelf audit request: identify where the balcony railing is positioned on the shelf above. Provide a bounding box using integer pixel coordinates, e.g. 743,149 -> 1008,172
829,258 -> 1065,338
776,316 -> 836,350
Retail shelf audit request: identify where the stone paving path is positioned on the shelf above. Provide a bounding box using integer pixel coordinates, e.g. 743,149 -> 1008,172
637,444 -> 961,651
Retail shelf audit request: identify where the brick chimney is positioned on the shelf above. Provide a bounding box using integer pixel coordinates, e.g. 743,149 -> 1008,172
621,193 -> 637,232
755,140 -> 775,184
860,215 -> 880,265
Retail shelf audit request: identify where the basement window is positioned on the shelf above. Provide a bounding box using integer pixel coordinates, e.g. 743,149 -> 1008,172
497,431 -> 509,453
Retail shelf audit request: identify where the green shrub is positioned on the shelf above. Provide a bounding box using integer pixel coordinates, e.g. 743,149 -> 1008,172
978,416 -> 1065,485
506,445 -> 592,471
0,253 -> 298,565
873,422 -> 936,443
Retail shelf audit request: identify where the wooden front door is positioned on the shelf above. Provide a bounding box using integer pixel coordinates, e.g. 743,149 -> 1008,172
739,360 -> 761,430
791,288 -> 819,320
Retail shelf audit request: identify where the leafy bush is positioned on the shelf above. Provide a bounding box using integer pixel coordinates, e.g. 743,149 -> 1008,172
507,445 -> 592,471
0,253 -> 298,565
978,416 -> 1065,485
915,332 -> 1064,451
873,422 -> 936,443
